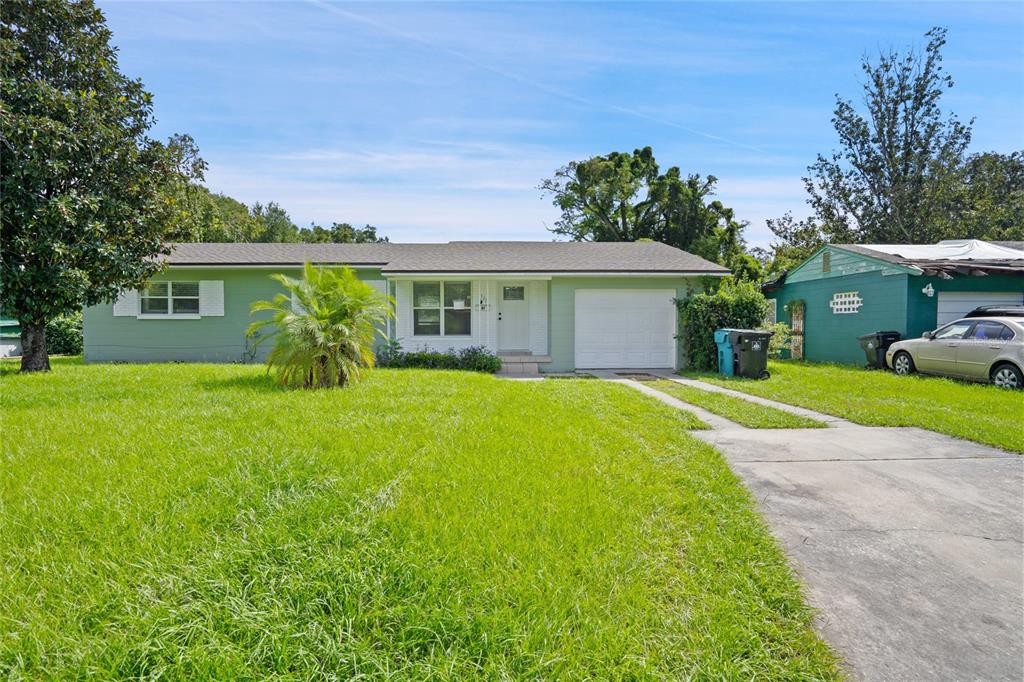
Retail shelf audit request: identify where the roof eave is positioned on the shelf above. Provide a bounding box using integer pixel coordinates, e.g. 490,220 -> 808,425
380,269 -> 731,277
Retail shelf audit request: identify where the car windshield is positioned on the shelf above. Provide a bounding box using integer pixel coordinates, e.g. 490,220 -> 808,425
934,322 -> 973,340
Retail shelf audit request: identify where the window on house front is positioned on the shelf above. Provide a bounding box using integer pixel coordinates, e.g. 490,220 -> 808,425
502,286 -> 525,301
822,251 -> 831,273
140,282 -> 200,315
413,281 -> 471,336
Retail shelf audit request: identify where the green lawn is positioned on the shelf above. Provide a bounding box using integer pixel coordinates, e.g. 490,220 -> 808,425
651,380 -> 826,429
0,360 -> 837,679
689,360 -> 1024,453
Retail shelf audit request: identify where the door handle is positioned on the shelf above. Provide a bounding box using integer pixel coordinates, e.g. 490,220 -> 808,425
498,313 -> 502,321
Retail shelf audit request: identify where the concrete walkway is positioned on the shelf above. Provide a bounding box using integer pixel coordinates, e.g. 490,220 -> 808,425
598,370 -> 1024,682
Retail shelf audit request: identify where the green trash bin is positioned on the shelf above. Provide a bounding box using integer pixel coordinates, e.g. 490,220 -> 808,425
730,329 -> 773,379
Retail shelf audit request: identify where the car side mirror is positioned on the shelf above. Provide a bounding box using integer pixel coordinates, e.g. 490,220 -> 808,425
922,331 -> 934,339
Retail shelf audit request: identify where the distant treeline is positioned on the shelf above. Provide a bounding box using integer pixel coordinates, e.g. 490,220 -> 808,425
173,184 -> 387,244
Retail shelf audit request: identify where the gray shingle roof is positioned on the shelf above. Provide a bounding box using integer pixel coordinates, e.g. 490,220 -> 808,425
163,241 -> 729,274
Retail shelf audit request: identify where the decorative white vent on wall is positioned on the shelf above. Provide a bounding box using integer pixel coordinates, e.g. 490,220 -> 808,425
829,291 -> 863,314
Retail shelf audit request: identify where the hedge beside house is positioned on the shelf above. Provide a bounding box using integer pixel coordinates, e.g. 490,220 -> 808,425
677,280 -> 768,371
46,312 -> 84,355
376,343 -> 503,373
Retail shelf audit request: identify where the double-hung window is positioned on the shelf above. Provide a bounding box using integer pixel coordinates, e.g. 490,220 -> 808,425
413,281 -> 471,336
140,282 -> 200,316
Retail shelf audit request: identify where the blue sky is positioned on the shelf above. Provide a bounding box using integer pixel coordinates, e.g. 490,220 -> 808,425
100,1 -> 1024,247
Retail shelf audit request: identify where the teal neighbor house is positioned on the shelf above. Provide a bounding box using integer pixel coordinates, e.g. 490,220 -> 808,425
764,240 -> 1024,365
83,241 -> 729,372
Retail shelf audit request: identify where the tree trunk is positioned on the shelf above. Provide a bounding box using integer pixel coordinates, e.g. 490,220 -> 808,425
20,321 -> 50,372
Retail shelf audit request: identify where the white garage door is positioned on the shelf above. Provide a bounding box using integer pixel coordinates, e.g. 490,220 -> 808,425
575,289 -> 676,368
936,291 -> 1024,325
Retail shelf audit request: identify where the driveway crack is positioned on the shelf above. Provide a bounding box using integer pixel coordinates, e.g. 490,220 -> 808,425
778,523 -> 1022,544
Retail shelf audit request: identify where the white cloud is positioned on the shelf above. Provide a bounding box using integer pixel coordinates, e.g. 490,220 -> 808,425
204,164 -> 561,241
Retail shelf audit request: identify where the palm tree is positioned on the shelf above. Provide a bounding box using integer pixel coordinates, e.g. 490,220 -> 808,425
247,264 -> 393,388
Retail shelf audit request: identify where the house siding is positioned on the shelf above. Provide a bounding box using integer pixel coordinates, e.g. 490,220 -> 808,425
768,270 -> 910,365
768,268 -> 1024,365
787,246 -> 908,284
83,267 -> 384,363
904,273 -> 1024,337
546,277 -> 696,373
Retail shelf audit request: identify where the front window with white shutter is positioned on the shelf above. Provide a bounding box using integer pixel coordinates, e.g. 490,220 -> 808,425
140,282 -> 200,316
113,279 -> 223,318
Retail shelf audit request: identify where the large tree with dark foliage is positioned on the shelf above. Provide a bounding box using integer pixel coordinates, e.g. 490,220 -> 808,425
805,27 -> 972,244
539,146 -> 755,275
952,151 -> 1024,242
1,0 -> 203,371
766,28 -> 1022,273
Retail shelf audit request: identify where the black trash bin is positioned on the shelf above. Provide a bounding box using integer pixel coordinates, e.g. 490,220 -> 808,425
729,329 -> 774,379
857,331 -> 902,369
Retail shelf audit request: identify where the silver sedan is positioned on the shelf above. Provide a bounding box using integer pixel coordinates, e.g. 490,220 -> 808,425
885,316 -> 1024,388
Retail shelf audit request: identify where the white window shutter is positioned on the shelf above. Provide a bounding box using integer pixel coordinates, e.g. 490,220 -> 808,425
199,280 -> 224,316
112,290 -> 138,316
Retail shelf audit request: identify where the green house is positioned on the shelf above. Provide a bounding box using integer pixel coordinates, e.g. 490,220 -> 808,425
764,240 -> 1024,365
83,241 -> 729,373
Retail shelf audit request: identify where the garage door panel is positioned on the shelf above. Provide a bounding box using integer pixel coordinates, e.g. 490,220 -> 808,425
936,291 -> 1024,325
574,289 -> 676,369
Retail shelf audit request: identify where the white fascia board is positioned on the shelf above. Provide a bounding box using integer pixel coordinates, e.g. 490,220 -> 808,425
381,271 -> 728,279
385,273 -> 551,281
163,264 -> 385,269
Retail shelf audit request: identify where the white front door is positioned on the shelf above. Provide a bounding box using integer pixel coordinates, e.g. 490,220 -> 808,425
498,283 -> 530,351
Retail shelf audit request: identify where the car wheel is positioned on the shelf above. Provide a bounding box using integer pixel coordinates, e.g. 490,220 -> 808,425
892,351 -> 915,376
991,363 -> 1023,389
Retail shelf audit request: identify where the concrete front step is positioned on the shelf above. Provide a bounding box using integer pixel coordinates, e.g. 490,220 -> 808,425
497,354 -> 551,376
497,361 -> 540,375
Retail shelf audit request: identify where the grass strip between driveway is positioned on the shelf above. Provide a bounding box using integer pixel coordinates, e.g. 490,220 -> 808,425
0,359 -> 838,679
687,360 -> 1023,453
650,380 -> 827,429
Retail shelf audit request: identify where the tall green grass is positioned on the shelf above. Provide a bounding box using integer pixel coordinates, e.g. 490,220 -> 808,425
651,380 -> 826,429
1,360 -> 837,679
691,360 -> 1023,452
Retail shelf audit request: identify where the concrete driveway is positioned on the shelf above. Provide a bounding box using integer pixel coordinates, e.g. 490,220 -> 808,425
604,372 -> 1024,681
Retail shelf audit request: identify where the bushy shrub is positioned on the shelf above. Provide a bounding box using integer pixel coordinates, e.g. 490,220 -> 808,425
766,322 -> 792,359
376,343 -> 502,373
46,312 -> 83,355
676,279 -> 769,371
246,264 -> 392,389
